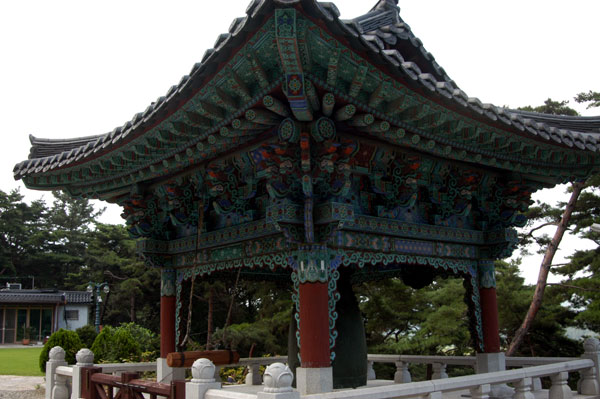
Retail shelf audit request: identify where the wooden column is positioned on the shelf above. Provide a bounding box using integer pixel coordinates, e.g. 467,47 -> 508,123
160,268 -> 176,357
298,281 -> 331,368
480,287 -> 501,352
478,260 -> 500,353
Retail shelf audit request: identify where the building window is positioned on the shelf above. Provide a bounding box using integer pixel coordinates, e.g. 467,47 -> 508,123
65,310 -> 79,320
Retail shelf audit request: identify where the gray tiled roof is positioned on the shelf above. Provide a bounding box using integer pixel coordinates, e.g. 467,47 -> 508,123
13,0 -> 600,180
0,289 -> 92,305
29,134 -> 105,160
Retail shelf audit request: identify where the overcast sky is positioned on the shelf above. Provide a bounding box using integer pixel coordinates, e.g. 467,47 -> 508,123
1,1 -> 598,283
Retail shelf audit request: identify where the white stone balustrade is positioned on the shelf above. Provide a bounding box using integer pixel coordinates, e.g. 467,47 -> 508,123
45,340 -> 600,399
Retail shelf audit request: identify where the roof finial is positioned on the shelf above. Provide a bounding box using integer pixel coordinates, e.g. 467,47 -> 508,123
373,0 -> 400,12
371,0 -> 400,22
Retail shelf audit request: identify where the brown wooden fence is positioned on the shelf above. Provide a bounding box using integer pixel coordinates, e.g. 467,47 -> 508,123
81,366 -> 185,399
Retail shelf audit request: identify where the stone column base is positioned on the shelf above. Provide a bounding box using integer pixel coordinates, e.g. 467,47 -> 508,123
157,357 -> 186,383
296,367 -> 333,395
476,353 -> 514,399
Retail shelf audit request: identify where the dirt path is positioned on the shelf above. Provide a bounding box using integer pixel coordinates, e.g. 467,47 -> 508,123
0,376 -> 44,399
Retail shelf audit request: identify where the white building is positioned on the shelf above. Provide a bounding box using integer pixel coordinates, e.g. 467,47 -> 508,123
0,285 -> 92,344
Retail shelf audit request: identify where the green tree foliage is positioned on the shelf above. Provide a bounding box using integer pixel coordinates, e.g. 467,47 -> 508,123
213,281 -> 292,356
0,190 -> 102,288
117,322 -> 160,360
355,262 -> 580,360
550,177 -> 600,333
44,191 -> 103,287
506,96 -> 589,355
39,328 -> 83,371
67,223 -> 161,330
357,278 -> 428,349
358,276 -> 471,356
0,189 -> 48,280
575,90 -> 600,109
496,260 -> 579,357
511,94 -> 600,342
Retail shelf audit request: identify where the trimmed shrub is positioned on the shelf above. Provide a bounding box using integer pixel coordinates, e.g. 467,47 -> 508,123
76,325 -> 98,348
90,326 -> 114,362
111,328 -> 141,362
39,328 -> 83,372
117,322 -> 159,360
90,325 -> 141,363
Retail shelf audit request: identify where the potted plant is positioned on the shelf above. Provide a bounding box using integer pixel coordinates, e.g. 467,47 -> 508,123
22,325 -> 33,345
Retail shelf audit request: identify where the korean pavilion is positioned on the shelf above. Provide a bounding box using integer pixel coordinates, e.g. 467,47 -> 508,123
13,0 -> 600,394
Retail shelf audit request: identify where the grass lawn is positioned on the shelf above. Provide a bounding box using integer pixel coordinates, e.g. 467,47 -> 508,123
0,347 -> 44,376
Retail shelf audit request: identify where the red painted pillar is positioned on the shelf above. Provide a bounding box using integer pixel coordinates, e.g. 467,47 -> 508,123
298,282 -> 331,367
160,295 -> 176,357
479,287 -> 501,353
478,260 -> 500,353
160,268 -> 176,358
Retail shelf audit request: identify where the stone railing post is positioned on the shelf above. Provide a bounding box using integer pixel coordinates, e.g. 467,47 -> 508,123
72,348 -> 94,399
549,372 -> 572,399
476,352 -> 513,399
524,365 -> 542,392
431,363 -> 448,379
53,373 -> 70,399
470,384 -> 490,399
46,346 -> 68,399
246,363 -> 262,385
514,377 -> 535,399
581,338 -> 600,389
185,359 -> 221,399
394,361 -> 411,383
579,366 -> 600,395
258,363 -> 299,399
366,361 -> 376,381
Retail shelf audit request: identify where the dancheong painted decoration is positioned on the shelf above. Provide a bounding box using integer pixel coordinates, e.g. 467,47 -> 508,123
13,0 -> 600,390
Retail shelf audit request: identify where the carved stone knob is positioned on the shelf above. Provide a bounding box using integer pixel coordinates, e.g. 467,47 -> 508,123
49,346 -> 66,361
191,358 -> 216,383
263,363 -> 293,393
584,338 -> 600,354
76,348 -> 94,365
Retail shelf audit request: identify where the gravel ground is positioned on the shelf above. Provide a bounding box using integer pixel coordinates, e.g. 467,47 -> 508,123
0,376 -> 44,399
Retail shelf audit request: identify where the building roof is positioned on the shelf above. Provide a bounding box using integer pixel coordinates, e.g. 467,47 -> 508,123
0,289 -> 92,305
13,0 -> 600,199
